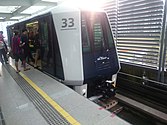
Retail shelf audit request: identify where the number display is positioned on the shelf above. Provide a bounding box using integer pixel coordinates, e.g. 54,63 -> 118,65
62,18 -> 74,28
62,18 -> 67,28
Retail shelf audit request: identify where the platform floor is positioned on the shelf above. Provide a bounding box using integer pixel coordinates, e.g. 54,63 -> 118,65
0,58 -> 131,125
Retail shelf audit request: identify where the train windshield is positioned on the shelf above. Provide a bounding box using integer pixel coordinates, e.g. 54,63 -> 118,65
81,11 -> 115,53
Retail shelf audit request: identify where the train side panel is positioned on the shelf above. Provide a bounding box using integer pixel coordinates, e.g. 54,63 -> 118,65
51,9 -> 84,85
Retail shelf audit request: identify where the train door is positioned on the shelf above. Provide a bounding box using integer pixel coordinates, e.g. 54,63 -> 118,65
7,23 -> 25,49
26,21 -> 40,66
49,15 -> 64,80
38,15 -> 55,76
82,12 -> 120,80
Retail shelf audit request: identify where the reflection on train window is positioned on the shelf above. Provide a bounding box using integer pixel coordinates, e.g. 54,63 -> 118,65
103,15 -> 114,49
93,22 -> 104,51
41,22 -> 49,64
81,19 -> 91,52
40,21 -> 54,75
107,28 -> 114,48
42,23 -> 48,41
82,12 -> 114,52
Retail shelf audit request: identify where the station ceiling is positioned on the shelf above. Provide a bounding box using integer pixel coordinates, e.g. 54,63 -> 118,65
0,0 -> 61,22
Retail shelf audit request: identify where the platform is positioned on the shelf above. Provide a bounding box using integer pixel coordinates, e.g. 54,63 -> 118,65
0,58 -> 131,125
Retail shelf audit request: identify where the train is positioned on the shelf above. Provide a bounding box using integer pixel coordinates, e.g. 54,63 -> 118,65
7,5 -> 120,98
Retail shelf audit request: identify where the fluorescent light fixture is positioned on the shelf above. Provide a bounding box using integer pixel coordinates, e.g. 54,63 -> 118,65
10,16 -> 24,20
0,17 -> 5,19
0,6 -> 20,13
61,0 -> 108,10
42,0 -> 58,2
26,21 -> 39,27
21,6 -> 46,14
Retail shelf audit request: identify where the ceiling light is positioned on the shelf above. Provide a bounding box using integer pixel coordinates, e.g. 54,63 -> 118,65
61,0 -> 109,10
0,17 -> 5,19
0,6 -> 20,13
10,16 -> 24,20
42,0 -> 58,2
21,6 -> 46,14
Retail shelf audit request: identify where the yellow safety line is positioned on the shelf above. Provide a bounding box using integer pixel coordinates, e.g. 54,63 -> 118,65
9,65 -> 80,125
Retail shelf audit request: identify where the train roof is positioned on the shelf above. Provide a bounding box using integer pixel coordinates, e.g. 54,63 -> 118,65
51,4 -> 104,13
7,5 -> 104,27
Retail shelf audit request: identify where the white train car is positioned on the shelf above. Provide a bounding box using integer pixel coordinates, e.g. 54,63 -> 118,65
7,5 -> 120,97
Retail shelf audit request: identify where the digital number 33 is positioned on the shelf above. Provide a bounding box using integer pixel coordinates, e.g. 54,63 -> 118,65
62,18 -> 74,28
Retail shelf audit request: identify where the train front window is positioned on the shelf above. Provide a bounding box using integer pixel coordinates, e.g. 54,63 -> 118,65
81,18 -> 91,52
81,12 -> 115,51
93,22 -> 104,51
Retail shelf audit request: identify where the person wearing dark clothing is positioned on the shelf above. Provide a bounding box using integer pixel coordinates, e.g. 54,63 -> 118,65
12,31 -> 30,72
21,29 -> 34,63
0,31 -> 8,64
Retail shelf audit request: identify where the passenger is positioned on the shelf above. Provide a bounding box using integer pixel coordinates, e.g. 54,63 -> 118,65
28,31 -> 35,53
34,30 -> 41,68
12,31 -> 30,73
0,31 -> 8,64
21,29 -> 34,63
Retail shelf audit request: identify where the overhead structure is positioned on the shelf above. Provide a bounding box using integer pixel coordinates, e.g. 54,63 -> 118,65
0,0 -> 59,22
0,0 -> 111,22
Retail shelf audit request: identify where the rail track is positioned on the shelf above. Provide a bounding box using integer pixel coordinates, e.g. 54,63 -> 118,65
91,95 -> 167,125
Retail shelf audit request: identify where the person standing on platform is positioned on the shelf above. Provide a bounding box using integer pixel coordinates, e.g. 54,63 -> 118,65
20,29 -> 34,63
0,31 -> 8,64
12,31 -> 30,73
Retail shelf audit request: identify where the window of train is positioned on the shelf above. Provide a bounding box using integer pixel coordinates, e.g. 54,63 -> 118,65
93,22 -> 104,51
103,0 -> 164,68
81,18 -> 91,52
92,14 -> 115,50
102,14 -> 115,49
82,12 -> 115,52
40,20 -> 55,76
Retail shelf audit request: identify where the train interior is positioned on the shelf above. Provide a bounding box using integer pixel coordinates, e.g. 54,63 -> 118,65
26,21 -> 41,68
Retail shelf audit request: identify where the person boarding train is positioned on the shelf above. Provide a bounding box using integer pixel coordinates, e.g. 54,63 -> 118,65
12,31 -> 30,73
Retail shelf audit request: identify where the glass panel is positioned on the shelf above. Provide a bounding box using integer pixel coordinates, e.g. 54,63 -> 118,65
81,18 -> 91,52
40,20 -> 54,75
103,14 -> 115,49
93,23 -> 104,51
82,12 -> 115,52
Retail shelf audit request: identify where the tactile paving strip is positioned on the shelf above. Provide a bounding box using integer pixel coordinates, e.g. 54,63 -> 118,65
5,65 -> 71,125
